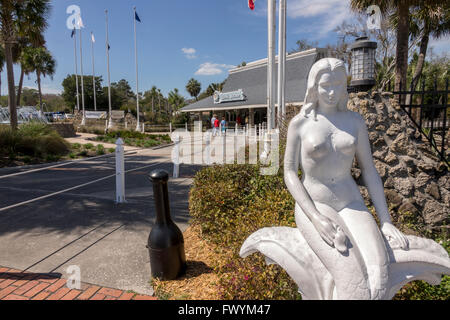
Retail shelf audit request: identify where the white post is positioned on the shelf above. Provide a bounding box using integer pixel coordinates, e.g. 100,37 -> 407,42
169,122 -> 172,133
173,135 -> 180,178
267,0 -> 276,131
73,29 -> 80,111
277,0 -> 287,123
105,10 -> 113,129
142,122 -> 145,133
235,122 -> 238,135
79,24 -> 86,126
222,130 -> 226,164
185,122 -> 188,132
125,121 -> 127,129
205,132 -> 211,165
91,31 -> 97,111
115,138 -> 126,203
133,6 -> 140,132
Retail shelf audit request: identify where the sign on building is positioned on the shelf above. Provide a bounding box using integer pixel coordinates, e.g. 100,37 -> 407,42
213,89 -> 245,104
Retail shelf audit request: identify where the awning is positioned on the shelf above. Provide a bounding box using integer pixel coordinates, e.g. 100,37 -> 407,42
182,102 -> 303,113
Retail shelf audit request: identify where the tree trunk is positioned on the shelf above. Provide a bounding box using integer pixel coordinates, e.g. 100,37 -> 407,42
37,71 -> 42,110
406,27 -> 429,124
0,71 -> 2,97
394,1 -> 410,101
5,41 -> 18,129
16,67 -> 25,106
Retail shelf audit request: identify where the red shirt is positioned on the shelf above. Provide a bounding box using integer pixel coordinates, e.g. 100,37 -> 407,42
214,119 -> 220,127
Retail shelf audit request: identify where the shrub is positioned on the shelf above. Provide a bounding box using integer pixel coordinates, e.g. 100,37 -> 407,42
96,144 -> 105,155
83,143 -> 94,150
108,148 -> 115,153
1,122 -> 69,159
189,164 -> 298,299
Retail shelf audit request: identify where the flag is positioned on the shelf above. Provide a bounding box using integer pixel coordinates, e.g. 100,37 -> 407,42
76,14 -> 84,28
248,0 -> 255,10
71,28 -> 75,38
91,33 -> 95,43
135,11 -> 141,22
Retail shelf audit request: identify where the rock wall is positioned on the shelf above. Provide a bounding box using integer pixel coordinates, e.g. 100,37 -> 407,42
348,92 -> 449,232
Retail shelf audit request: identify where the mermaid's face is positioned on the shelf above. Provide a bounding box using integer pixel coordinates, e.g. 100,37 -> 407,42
317,68 -> 347,111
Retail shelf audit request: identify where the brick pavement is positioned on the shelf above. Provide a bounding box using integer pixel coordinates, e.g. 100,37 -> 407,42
0,266 -> 157,301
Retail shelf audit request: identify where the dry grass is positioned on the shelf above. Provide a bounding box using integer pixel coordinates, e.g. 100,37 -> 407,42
152,224 -> 229,300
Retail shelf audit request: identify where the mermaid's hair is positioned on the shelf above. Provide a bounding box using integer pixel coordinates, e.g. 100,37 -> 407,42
300,58 -> 348,120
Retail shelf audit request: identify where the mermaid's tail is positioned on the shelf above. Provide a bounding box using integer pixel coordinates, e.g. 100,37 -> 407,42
240,227 -> 450,300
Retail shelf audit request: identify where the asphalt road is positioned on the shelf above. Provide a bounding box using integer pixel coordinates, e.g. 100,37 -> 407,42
0,147 -> 202,295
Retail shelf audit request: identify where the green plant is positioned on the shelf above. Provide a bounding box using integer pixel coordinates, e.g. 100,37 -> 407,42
96,144 -> 105,155
84,143 -> 94,150
189,164 -> 298,299
77,150 -> 88,157
108,148 -> 115,153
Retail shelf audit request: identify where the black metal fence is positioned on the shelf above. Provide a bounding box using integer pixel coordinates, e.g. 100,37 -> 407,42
389,78 -> 449,165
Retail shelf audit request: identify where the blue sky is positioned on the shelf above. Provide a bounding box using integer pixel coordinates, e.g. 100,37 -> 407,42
3,0 -> 449,99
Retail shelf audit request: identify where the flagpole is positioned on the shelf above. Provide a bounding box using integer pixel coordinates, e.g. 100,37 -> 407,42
277,0 -> 286,126
133,6 -> 140,132
267,0 -> 276,131
105,10 -> 113,129
79,21 -> 86,126
91,32 -> 97,111
73,29 -> 80,111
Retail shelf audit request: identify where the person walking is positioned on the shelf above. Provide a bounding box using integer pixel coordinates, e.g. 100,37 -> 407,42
211,114 -> 217,136
220,116 -> 226,136
213,117 -> 220,136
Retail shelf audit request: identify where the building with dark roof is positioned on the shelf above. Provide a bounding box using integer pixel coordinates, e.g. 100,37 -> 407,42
181,48 -> 327,126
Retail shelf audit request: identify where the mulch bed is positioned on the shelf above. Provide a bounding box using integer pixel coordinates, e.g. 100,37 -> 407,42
152,225 -> 229,300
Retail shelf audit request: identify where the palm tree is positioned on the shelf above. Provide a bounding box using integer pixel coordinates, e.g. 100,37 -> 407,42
21,47 -> 56,109
186,78 -> 201,101
350,0 -> 447,92
0,0 -> 51,129
407,3 -> 449,95
168,88 -> 186,115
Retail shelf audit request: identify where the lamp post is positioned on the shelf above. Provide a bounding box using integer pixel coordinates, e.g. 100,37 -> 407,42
349,36 -> 377,92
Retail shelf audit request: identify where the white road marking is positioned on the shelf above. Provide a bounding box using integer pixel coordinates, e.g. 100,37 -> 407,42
0,161 -> 163,213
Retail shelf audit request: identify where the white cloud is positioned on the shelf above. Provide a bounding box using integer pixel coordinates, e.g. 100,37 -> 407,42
428,36 -> 450,56
181,47 -> 197,59
288,0 -> 352,38
194,62 -> 235,76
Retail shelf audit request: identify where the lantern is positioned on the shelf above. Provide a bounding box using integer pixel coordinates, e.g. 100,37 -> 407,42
350,36 -> 377,92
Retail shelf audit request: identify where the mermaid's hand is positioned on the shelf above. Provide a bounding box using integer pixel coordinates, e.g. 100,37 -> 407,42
313,215 -> 348,253
381,222 -> 409,250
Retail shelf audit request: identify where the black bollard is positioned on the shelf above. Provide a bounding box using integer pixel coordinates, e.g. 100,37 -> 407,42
147,169 -> 186,280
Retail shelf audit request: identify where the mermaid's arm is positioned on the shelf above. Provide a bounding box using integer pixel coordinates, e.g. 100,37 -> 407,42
354,113 -> 408,249
284,115 -> 345,249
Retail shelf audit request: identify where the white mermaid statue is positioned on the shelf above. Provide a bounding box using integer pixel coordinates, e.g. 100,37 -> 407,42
240,57 -> 450,300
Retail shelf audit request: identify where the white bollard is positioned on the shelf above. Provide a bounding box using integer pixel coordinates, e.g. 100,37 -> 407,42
115,138 -> 126,203
142,123 -> 145,133
125,121 -> 128,129
185,122 -> 188,132
173,135 -> 180,178
235,123 -> 238,135
169,122 -> 172,133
